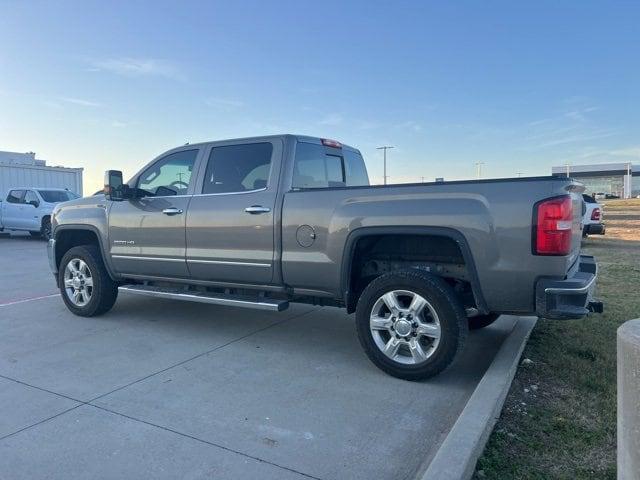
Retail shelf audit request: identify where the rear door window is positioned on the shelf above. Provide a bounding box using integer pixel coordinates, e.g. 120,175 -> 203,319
6,190 -> 24,203
202,142 -> 273,194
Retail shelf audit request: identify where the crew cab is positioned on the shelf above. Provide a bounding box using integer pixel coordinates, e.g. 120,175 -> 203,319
0,188 -> 79,239
47,135 -> 602,380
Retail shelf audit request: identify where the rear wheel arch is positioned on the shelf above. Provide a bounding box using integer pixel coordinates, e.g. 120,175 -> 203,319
340,226 -> 488,314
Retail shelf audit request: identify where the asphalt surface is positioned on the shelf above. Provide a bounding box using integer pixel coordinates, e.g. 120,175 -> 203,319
0,233 -> 518,479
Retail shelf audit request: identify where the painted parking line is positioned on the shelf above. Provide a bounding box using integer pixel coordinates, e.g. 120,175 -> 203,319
0,293 -> 61,308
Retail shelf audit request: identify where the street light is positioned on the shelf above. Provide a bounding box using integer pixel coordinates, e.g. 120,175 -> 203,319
475,162 -> 485,179
377,146 -> 394,185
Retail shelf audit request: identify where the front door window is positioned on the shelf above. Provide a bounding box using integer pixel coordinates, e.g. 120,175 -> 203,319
137,150 -> 198,196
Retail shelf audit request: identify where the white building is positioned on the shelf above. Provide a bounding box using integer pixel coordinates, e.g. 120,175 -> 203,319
0,150 -> 83,196
551,162 -> 639,199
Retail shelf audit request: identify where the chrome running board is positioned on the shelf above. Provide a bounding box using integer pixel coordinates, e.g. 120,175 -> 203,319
118,285 -> 289,312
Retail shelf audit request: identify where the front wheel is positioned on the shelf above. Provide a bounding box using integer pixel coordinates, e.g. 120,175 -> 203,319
59,245 -> 118,317
355,269 -> 468,381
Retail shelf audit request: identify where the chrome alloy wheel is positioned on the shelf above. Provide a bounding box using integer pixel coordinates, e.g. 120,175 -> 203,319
369,289 -> 441,365
63,258 -> 93,307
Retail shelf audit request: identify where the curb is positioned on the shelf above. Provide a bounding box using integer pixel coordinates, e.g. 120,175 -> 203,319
418,316 -> 537,480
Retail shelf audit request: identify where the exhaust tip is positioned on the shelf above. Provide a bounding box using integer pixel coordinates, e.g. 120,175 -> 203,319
588,300 -> 604,314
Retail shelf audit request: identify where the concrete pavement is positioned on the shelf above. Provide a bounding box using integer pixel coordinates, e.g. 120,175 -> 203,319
0,233 -> 525,479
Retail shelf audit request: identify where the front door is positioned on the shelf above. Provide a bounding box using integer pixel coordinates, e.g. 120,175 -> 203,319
108,148 -> 201,278
23,190 -> 42,231
185,139 -> 281,285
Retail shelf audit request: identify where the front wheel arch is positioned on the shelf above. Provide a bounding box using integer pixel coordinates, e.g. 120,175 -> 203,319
54,227 -> 117,280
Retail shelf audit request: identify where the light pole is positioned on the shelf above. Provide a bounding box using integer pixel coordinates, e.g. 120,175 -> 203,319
565,163 -> 571,177
475,162 -> 485,179
377,146 -> 394,185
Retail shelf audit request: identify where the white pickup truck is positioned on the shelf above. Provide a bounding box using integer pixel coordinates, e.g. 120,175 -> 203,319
0,188 -> 79,239
582,193 -> 605,237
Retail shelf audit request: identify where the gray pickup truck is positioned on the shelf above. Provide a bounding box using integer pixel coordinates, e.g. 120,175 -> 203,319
47,135 -> 602,380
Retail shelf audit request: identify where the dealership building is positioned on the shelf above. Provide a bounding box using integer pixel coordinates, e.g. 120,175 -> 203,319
551,162 -> 640,198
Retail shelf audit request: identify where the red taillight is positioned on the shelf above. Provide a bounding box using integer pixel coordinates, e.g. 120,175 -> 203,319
591,208 -> 601,221
534,196 -> 573,255
321,138 -> 342,148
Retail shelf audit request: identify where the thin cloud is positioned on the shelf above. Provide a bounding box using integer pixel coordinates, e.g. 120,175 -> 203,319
395,120 -> 423,132
59,97 -> 102,107
318,113 -> 343,126
609,146 -> 640,158
205,98 -> 245,109
536,130 -> 619,148
89,57 -> 185,81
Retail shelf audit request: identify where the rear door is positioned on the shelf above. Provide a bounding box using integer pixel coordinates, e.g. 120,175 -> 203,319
3,190 -> 25,229
108,148 -> 202,278
185,138 -> 282,284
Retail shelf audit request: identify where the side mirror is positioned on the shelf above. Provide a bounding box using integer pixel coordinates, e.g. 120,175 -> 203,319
104,170 -> 125,201
28,200 -> 40,208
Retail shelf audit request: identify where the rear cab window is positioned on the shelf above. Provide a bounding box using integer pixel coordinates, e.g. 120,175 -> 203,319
292,142 -> 369,189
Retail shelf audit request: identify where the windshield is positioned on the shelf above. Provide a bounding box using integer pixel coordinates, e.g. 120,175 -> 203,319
38,190 -> 79,203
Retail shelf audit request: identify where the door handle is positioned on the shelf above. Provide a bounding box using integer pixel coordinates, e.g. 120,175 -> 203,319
245,205 -> 271,214
162,208 -> 183,215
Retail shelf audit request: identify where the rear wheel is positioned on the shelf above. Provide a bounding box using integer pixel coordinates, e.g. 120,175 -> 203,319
356,269 -> 468,381
59,245 -> 118,316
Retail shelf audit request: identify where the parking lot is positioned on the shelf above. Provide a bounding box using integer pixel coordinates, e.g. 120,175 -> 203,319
0,233 -> 522,479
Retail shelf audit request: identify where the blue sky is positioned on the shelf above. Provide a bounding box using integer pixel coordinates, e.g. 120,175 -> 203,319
1,0 -> 638,193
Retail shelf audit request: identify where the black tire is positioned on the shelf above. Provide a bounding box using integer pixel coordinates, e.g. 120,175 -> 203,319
468,313 -> 500,330
41,217 -> 52,240
58,245 -> 118,317
355,269 -> 468,381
